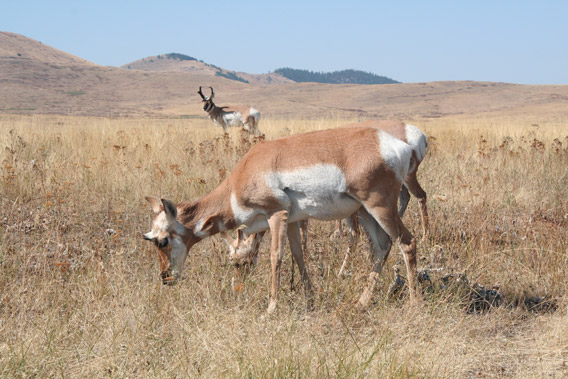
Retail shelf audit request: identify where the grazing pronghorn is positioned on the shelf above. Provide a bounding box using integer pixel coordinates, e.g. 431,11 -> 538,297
223,120 -> 428,280
143,125 -> 419,313
198,86 -> 262,136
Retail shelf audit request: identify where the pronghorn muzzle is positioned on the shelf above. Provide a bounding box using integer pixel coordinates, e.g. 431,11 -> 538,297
143,235 -> 169,249
160,270 -> 177,285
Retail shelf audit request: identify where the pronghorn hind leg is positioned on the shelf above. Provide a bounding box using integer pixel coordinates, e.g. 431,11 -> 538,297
404,173 -> 429,240
365,204 -> 419,304
288,222 -> 314,310
356,208 -> 392,310
398,184 -> 411,218
244,116 -> 262,136
267,210 -> 289,314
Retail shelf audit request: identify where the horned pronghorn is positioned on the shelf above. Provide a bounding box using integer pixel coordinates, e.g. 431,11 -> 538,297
143,125 -> 419,313
222,120 -> 428,280
197,86 -> 262,136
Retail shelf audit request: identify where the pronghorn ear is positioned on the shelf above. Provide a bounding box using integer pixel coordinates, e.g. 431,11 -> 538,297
145,196 -> 163,214
200,214 -> 219,234
161,198 -> 177,219
236,229 -> 244,244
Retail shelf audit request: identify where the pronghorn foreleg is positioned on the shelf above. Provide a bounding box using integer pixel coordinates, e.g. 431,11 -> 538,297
267,210 -> 289,314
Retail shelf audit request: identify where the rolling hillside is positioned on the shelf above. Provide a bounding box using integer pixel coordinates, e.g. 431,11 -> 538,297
1,31 -> 568,119
122,53 -> 293,86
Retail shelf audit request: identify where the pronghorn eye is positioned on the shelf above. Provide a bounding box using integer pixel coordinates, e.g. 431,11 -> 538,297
157,237 -> 169,248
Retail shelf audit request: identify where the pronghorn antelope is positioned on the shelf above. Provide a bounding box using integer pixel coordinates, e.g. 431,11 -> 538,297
223,120 -> 428,280
143,125 -> 419,313
198,86 -> 262,136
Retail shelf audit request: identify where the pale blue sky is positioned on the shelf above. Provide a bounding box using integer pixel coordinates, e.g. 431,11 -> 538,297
2,1 -> 567,84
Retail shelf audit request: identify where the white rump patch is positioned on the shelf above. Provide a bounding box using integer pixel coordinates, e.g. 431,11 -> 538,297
249,107 -> 261,121
378,130 -> 412,182
404,124 -> 427,162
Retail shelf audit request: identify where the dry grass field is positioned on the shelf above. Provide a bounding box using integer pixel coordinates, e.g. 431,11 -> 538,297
1,114 -> 567,378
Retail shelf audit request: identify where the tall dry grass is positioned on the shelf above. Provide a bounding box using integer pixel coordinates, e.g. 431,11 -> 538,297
0,114 -> 567,378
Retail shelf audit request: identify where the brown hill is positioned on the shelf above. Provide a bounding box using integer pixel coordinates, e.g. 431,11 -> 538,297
1,31 -> 568,119
0,31 -> 96,66
121,54 -> 292,86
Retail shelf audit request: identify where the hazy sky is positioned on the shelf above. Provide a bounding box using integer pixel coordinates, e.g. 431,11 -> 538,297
2,1 -> 567,84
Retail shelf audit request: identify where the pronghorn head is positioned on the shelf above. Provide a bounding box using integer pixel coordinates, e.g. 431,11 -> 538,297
197,86 -> 215,112
220,230 -> 265,267
143,196 -> 191,284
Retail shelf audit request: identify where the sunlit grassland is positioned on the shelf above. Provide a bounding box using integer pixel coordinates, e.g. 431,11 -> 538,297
0,114 -> 567,378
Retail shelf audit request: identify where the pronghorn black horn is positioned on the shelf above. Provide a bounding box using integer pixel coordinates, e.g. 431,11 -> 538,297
209,87 -> 215,100
197,86 -> 208,100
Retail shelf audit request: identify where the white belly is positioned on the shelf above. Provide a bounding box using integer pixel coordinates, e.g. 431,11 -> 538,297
234,164 -> 362,234
286,190 -> 360,222
265,163 -> 360,220
239,194 -> 360,235
223,112 -> 243,126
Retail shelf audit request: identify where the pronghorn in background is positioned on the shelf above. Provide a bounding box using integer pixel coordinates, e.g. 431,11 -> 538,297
198,86 -> 262,136
143,125 -> 420,313
222,120 -> 428,284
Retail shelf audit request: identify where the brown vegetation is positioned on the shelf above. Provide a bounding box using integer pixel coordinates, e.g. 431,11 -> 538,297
1,115 -> 567,377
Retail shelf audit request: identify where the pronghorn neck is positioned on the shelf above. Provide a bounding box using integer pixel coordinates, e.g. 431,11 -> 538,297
177,181 -> 237,242
204,100 -> 216,114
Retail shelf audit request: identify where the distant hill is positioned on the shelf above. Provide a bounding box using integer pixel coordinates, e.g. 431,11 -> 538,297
274,68 -> 399,84
0,31 -> 96,66
124,53 -> 248,83
122,53 -> 293,86
2,32 -> 568,119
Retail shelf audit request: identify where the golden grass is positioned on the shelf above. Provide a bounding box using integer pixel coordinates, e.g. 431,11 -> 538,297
1,114 -> 567,378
